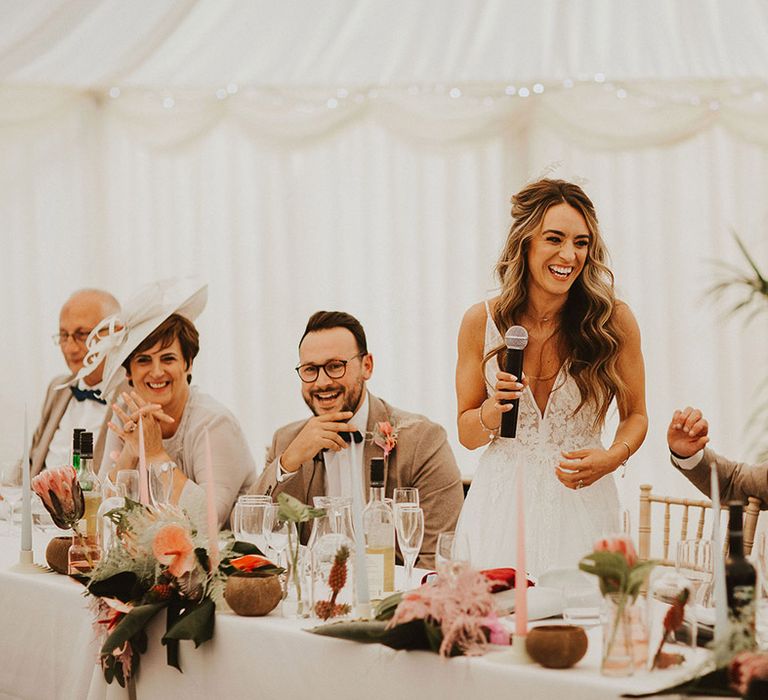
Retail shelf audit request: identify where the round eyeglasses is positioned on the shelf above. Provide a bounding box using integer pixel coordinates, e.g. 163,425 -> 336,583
295,353 -> 365,383
52,329 -> 92,346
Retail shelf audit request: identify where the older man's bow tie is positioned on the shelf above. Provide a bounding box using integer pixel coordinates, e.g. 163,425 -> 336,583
70,385 -> 107,405
339,430 -> 363,444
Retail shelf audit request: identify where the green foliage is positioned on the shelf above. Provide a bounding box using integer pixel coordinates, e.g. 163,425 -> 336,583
101,603 -> 165,657
162,597 -> 216,649
276,493 -> 326,523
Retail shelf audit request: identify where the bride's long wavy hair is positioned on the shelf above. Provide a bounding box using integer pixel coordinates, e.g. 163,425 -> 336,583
486,179 -> 629,428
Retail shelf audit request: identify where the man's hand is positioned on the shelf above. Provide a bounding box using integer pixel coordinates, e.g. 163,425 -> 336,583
667,406 -> 710,458
280,411 -> 358,473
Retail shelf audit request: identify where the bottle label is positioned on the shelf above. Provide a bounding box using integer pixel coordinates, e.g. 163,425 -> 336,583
729,585 -> 757,650
366,551 -> 385,599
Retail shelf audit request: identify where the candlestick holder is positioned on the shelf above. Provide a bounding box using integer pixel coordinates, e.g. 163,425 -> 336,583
9,548 -> 48,574
505,633 -> 533,664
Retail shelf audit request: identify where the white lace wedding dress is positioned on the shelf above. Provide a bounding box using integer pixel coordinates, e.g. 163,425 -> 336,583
456,307 -> 620,577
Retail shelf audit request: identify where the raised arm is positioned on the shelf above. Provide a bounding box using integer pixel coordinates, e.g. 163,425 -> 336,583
456,302 -> 524,450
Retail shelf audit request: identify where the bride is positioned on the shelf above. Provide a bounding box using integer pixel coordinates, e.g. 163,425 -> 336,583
455,179 -> 647,576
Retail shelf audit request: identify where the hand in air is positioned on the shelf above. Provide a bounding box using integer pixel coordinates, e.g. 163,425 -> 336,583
666,406 -> 709,458
556,448 -> 616,490
280,412 -> 359,473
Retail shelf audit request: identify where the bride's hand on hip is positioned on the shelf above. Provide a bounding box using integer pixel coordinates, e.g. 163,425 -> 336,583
556,448 -> 615,489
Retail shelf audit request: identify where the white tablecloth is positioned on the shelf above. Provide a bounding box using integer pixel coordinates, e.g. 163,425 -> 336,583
0,531 -> 710,700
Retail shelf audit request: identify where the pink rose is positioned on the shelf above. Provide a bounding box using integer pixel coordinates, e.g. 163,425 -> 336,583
594,535 -> 638,567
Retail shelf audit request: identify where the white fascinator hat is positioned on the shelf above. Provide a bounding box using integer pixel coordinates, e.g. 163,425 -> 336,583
76,277 -> 208,397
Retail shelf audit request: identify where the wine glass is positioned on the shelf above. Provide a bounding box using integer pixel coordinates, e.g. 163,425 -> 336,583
675,539 -> 714,606
233,501 -> 271,554
395,504 -> 424,590
393,487 -> 419,509
435,530 -> 470,577
0,461 -> 23,531
116,471 -> 140,501
149,462 -> 176,507
264,503 -> 290,567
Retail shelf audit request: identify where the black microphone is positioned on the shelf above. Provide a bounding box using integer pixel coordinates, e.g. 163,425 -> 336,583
500,326 -> 528,438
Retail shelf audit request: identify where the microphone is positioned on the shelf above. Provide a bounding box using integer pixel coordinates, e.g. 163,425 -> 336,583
500,326 -> 528,438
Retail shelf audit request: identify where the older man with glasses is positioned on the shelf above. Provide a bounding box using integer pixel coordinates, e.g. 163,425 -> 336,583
30,288 -> 120,476
253,310 -> 464,568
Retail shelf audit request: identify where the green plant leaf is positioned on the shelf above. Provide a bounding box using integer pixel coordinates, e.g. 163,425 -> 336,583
162,597 -> 216,648
578,551 -> 629,594
309,619 -> 436,651
101,603 -> 166,656
626,560 -> 659,598
374,591 -> 404,621
276,493 -> 326,523
88,571 -> 146,602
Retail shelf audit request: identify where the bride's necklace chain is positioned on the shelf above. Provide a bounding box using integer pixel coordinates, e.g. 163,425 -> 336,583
520,314 -> 563,382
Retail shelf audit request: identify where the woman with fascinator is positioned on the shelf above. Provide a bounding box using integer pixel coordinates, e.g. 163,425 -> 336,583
78,279 -> 256,528
455,179 -> 648,576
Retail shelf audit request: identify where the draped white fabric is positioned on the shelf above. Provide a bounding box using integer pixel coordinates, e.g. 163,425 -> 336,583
1,0 -> 767,530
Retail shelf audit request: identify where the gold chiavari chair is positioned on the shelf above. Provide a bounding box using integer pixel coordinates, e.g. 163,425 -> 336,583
638,484 -> 762,566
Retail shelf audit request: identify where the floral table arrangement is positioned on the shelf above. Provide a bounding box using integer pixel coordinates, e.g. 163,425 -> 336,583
310,563 -> 528,656
80,498 -> 279,687
578,535 -> 657,676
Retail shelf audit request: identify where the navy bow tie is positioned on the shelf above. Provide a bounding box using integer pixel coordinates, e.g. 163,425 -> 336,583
314,430 -> 363,462
339,430 -> 363,444
70,385 -> 107,405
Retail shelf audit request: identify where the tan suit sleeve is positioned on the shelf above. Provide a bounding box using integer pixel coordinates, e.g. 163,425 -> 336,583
673,447 -> 768,507
253,432 -> 282,497
406,422 -> 464,569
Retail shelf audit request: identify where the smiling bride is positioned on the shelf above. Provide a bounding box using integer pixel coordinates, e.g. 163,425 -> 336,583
455,179 -> 648,576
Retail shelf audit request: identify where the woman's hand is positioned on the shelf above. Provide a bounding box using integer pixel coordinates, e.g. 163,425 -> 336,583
108,391 -> 174,459
556,448 -> 619,489
482,371 -> 527,428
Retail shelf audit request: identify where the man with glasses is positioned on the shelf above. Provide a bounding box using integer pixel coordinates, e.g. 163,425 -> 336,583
30,289 -> 120,476
253,310 -> 464,568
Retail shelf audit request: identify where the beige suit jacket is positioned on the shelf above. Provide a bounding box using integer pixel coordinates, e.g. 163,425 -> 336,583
253,393 -> 464,568
30,374 -> 117,477
673,447 -> 768,507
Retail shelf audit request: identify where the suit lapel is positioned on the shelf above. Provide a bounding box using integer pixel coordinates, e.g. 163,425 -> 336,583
32,382 -> 73,476
365,393 -> 395,492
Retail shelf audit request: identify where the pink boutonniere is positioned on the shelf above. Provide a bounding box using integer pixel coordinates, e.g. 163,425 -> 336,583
372,421 -> 398,458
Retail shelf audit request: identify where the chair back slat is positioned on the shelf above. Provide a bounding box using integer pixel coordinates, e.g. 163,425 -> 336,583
637,485 -> 763,568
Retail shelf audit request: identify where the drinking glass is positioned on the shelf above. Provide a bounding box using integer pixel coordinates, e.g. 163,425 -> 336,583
0,461 -> 22,531
393,487 -> 419,509
234,501 -> 271,554
754,532 -> 768,650
149,462 -> 176,507
395,504 -> 424,590
116,471 -> 140,501
264,503 -> 290,566
435,531 -> 469,576
675,539 -> 714,606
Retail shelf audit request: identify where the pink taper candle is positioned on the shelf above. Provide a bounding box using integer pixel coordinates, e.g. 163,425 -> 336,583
203,428 -> 219,569
137,416 -> 149,505
514,458 -> 527,637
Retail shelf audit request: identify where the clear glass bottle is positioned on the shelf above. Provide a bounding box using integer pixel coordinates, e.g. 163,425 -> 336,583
69,431 -> 101,574
363,458 -> 395,599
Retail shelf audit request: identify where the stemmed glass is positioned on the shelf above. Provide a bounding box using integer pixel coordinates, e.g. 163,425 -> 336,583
675,539 -> 714,606
149,462 -> 176,507
264,504 -> 290,568
395,504 -> 424,590
435,530 -> 470,577
393,487 -> 419,509
116,471 -> 140,501
0,461 -> 23,532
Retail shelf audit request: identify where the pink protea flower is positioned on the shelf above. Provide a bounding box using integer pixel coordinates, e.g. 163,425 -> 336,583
730,652 -> 768,695
32,465 -> 84,530
153,523 -> 196,578
594,535 -> 638,567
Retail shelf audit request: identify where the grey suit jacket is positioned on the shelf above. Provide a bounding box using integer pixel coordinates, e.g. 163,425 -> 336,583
673,447 -> 768,507
253,393 -> 465,568
30,374 -> 115,477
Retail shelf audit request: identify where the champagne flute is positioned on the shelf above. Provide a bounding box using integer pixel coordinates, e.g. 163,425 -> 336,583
149,462 -> 176,507
395,504 -> 424,590
264,504 -> 290,568
393,487 -> 419,509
